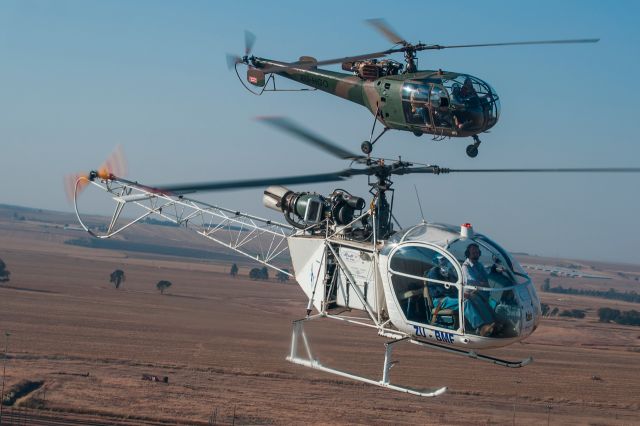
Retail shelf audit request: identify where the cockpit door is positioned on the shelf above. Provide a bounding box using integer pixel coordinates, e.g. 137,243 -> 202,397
428,85 -> 454,129
387,243 -> 462,332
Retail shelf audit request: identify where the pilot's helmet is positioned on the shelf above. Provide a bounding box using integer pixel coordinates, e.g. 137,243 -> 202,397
436,256 -> 450,278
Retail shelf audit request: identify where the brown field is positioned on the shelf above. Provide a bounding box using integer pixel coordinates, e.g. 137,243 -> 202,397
1,206 -> 639,425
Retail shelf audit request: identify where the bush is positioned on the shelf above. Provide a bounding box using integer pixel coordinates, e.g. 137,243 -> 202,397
110,269 -> 125,289
0,258 -> 10,283
616,310 -> 640,326
249,267 -> 269,281
156,280 -> 172,294
598,307 -> 621,323
559,309 -> 586,319
276,269 -> 290,282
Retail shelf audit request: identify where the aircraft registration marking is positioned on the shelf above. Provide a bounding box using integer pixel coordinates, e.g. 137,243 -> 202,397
413,325 -> 455,344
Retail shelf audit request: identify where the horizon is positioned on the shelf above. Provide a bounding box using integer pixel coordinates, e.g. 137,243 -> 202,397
2,201 -> 639,268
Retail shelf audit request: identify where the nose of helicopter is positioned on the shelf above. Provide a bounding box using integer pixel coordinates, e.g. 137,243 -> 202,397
445,74 -> 501,133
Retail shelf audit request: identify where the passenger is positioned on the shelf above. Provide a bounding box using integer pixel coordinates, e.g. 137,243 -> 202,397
427,256 -> 456,284
462,243 -> 497,336
409,88 -> 429,124
426,257 -> 459,327
453,111 -> 473,130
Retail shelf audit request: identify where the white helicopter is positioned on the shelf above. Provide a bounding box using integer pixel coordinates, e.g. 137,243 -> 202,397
68,118 -> 640,397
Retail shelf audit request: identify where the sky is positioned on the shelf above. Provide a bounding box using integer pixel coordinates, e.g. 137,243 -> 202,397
0,0 -> 639,264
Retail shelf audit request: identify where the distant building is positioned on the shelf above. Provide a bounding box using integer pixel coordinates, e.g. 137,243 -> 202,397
521,263 -> 611,280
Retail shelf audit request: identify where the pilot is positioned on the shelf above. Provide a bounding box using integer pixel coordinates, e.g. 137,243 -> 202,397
462,243 -> 497,336
462,243 -> 488,285
460,77 -> 478,99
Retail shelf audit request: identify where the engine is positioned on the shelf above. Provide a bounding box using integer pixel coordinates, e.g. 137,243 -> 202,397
263,186 -> 369,237
341,59 -> 403,80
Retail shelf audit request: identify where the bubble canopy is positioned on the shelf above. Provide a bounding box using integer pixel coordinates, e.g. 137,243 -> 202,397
381,223 -> 540,339
402,72 -> 500,135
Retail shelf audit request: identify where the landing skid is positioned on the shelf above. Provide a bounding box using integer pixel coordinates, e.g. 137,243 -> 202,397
286,319 -> 447,397
410,339 -> 533,368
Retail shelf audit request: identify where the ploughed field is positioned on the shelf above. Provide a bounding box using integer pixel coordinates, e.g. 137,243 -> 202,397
0,208 -> 639,425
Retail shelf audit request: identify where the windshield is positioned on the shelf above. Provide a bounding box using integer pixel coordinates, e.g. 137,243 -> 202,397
447,237 -> 528,288
442,74 -> 500,132
388,241 -> 537,339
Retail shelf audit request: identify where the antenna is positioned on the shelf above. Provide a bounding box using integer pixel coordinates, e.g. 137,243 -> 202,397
413,184 -> 426,223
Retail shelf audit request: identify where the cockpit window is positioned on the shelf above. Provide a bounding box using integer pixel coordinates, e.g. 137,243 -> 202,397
475,235 -> 528,282
402,84 -> 430,127
445,238 -> 529,337
402,82 -> 453,129
388,242 -> 532,339
389,245 -> 460,330
442,75 -> 500,132
447,238 -> 523,288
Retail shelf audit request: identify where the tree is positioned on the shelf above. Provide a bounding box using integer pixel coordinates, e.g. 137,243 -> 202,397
230,263 -> 239,277
156,280 -> 172,294
249,267 -> 268,280
616,309 -> 640,326
597,307 -> 621,323
0,258 -> 10,283
109,269 -> 125,289
559,309 -> 586,319
276,269 -> 290,283
541,278 -> 551,292
541,303 -> 550,316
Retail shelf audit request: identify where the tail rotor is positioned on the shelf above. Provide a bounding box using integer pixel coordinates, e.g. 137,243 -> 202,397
64,145 -> 127,202
226,30 -> 256,70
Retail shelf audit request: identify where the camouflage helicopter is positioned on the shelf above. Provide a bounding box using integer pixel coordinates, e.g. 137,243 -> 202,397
68,118 -> 639,396
227,19 -> 598,158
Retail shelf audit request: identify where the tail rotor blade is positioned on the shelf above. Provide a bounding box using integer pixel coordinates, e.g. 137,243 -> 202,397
65,145 -> 127,203
64,172 -> 90,202
98,145 -> 127,180
226,53 -> 242,69
244,30 -> 256,56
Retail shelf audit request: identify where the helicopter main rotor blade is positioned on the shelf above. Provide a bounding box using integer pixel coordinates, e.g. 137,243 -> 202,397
444,167 -> 640,174
151,169 -> 372,194
420,38 -> 600,51
366,18 -> 408,46
381,165 -> 640,177
259,50 -> 394,74
258,116 -> 365,161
